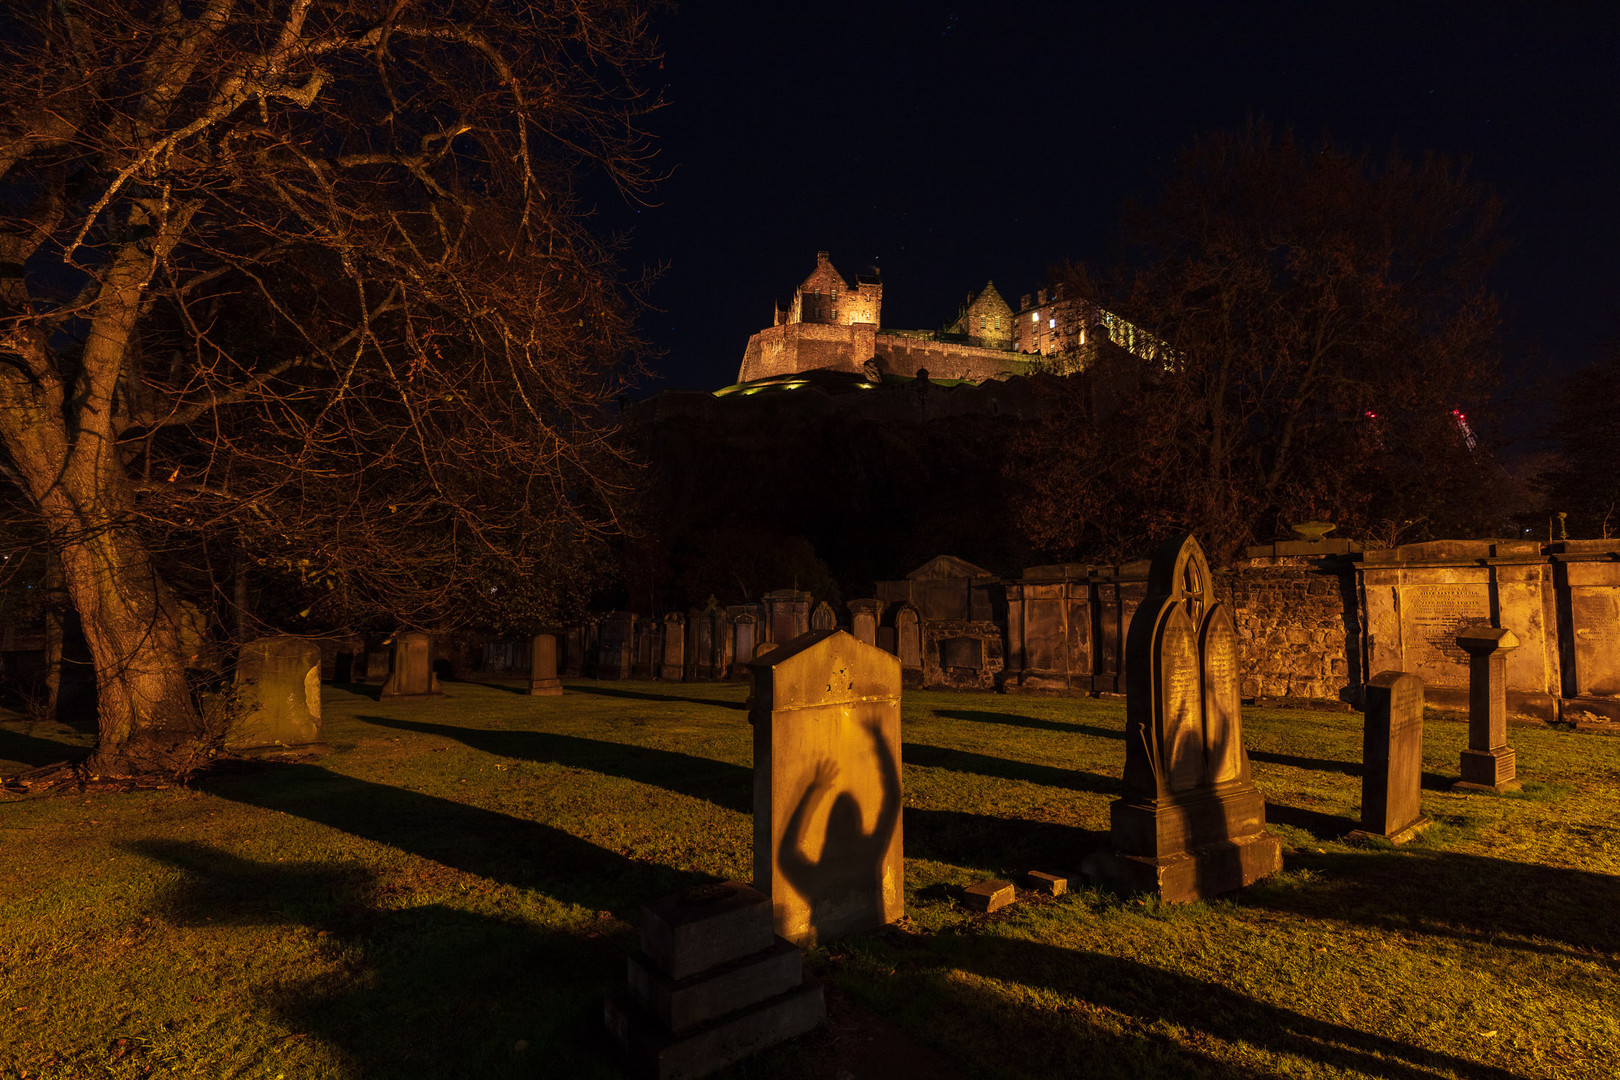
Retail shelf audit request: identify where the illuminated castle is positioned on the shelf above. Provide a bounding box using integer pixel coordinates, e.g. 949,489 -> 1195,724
735,251 -> 1150,387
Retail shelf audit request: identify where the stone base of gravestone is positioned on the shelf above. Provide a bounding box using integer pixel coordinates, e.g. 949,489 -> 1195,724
228,636 -> 328,754
1084,789 -> 1282,903
604,881 -> 824,1080
1454,748 -> 1522,793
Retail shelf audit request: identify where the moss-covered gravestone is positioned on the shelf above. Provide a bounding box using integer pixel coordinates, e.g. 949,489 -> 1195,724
750,629 -> 902,945
228,636 -> 326,753
1084,534 -> 1281,901
379,631 -> 442,699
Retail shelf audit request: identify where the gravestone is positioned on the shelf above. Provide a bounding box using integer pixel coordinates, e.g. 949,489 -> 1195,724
810,601 -> 837,632
228,636 -> 326,752
1351,671 -> 1430,843
661,612 -> 686,681
892,604 -> 922,680
1455,627 -> 1522,792
528,634 -> 563,696
730,614 -> 757,680
1083,534 -> 1281,901
379,632 -> 442,699
598,612 -> 635,680
762,589 -> 812,646
750,629 -> 903,945
847,599 -> 883,648
604,880 -> 824,1078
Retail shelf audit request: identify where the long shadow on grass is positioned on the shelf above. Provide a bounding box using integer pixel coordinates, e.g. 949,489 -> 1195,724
906,807 -> 1101,876
0,725 -> 90,767
132,839 -> 628,1078
905,935 -> 1527,1080
904,742 -> 1120,796
1247,748 -> 1360,776
934,708 -> 1125,743
202,762 -> 703,913
1263,801 -> 1358,839
359,715 -> 753,813
568,684 -> 748,711
1248,845 -> 1620,962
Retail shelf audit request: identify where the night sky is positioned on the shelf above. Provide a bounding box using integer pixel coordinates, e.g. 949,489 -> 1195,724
615,2 -> 1620,401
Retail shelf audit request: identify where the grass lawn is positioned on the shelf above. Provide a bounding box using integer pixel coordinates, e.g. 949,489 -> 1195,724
2,679 -> 1618,1079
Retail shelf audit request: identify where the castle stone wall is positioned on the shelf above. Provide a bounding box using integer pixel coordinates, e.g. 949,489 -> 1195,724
737,325 -> 1032,384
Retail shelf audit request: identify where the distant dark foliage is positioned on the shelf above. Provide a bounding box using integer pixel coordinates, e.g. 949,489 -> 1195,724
1540,353 -> 1620,540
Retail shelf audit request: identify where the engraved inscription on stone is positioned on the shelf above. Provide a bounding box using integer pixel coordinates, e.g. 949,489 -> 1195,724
1402,584 -> 1490,675
1202,609 -> 1242,785
1161,610 -> 1203,792
1570,591 -> 1620,696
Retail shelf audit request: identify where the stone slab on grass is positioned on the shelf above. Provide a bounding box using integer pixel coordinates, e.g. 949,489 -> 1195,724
962,879 -> 1015,913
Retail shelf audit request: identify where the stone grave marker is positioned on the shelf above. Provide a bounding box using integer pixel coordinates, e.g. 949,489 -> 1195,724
847,599 -> 883,648
228,636 -> 326,752
605,880 -> 824,1078
528,634 -> 563,696
661,613 -> 686,681
379,631 -> 442,699
1350,671 -> 1430,843
750,629 -> 903,945
1083,534 -> 1282,901
1455,627 -> 1522,792
810,601 -> 837,632
893,604 -> 922,677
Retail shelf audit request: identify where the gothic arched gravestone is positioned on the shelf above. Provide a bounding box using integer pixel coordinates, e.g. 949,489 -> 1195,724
1085,534 -> 1281,901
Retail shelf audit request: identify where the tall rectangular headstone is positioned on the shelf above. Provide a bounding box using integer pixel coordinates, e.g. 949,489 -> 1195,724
1352,671 -> 1430,842
379,632 -> 442,699
750,629 -> 903,945
229,636 -> 326,752
1084,535 -> 1281,902
1455,627 -> 1522,791
660,613 -> 686,681
528,634 -> 563,696
847,599 -> 882,648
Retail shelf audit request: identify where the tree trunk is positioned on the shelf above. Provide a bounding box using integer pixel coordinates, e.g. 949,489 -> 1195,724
0,243 -> 207,776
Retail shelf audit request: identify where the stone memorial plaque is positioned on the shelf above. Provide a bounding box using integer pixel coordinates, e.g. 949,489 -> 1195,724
1569,584 -> 1620,697
811,601 -> 837,632
751,630 -> 902,946
1400,583 -> 1491,686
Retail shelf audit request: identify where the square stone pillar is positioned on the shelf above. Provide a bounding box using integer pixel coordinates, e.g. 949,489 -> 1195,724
1455,627 -> 1521,792
1350,671 -> 1430,842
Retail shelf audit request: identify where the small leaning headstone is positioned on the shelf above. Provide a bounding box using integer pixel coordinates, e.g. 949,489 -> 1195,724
1025,871 -> 1067,896
605,881 -> 823,1079
379,631 -> 442,699
1349,671 -> 1431,843
528,634 -> 563,696
751,629 -> 903,945
1454,627 -> 1522,792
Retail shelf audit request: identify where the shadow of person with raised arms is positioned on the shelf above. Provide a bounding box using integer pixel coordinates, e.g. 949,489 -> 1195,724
778,717 -> 901,942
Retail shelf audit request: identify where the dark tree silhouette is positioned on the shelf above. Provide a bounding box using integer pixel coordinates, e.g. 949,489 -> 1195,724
1009,123 -> 1507,563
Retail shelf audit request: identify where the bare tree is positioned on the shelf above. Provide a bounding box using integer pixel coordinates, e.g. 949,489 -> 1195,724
0,1 -> 661,776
